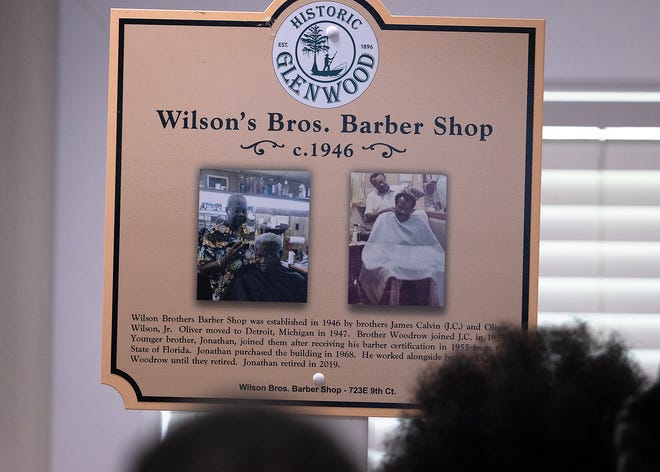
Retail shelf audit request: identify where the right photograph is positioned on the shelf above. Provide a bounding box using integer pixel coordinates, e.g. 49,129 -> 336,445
348,172 -> 447,307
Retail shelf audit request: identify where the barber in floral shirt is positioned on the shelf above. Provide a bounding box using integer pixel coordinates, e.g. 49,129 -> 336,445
198,193 -> 255,300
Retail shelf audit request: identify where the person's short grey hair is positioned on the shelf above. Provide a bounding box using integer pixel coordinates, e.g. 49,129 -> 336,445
255,232 -> 282,253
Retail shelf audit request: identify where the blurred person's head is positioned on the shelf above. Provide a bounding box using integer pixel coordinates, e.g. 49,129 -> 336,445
132,406 -> 357,472
615,382 -> 660,472
380,323 -> 648,472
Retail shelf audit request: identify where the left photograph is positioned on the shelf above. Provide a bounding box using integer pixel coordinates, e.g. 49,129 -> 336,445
196,168 -> 310,303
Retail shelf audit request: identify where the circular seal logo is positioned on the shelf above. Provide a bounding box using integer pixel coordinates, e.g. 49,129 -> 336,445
273,2 -> 379,108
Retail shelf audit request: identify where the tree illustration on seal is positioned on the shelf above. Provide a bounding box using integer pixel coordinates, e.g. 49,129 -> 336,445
301,24 -> 343,77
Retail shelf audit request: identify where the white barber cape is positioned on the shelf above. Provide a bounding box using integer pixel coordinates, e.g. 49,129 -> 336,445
359,211 -> 445,306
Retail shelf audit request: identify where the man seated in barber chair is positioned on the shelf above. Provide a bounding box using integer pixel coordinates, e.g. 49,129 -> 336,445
358,192 -> 445,307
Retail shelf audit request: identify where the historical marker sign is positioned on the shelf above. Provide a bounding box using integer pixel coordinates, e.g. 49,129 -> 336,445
102,0 -> 544,415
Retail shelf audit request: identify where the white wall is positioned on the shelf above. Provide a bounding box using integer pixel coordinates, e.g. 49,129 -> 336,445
2,1 -> 658,471
393,0 -> 660,88
1,2 -> 55,471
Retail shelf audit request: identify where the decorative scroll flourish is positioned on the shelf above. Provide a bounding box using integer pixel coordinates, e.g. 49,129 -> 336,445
240,140 -> 285,156
362,143 -> 407,159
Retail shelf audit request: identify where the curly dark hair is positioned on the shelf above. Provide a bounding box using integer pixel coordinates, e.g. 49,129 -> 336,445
615,382 -> 660,472
379,323 -> 648,472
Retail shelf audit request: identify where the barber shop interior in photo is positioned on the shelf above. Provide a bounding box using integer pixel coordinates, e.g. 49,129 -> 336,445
198,168 -> 310,265
3,0 -> 659,471
348,172 -> 447,306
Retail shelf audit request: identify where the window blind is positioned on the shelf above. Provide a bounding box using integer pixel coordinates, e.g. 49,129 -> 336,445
538,135 -> 660,379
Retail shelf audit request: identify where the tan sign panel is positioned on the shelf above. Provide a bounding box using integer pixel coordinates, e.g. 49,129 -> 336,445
102,0 -> 544,415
